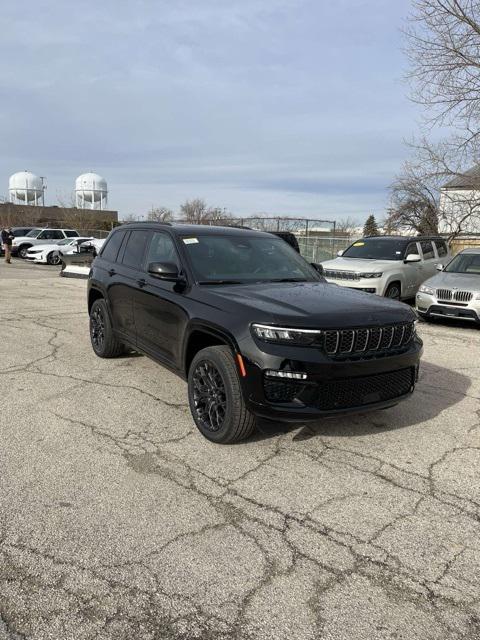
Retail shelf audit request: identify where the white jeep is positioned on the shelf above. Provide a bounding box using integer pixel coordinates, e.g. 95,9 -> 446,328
12,228 -> 79,259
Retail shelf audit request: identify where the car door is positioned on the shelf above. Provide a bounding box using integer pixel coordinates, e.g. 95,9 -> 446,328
133,231 -> 189,368
419,240 -> 438,280
108,229 -> 151,343
403,241 -> 423,295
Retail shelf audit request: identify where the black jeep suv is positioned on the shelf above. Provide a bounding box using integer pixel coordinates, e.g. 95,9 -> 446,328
87,223 -> 422,443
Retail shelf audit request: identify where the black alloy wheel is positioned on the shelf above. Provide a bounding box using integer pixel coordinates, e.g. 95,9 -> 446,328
89,298 -> 124,358
90,305 -> 105,352
188,346 -> 256,443
192,360 -> 227,432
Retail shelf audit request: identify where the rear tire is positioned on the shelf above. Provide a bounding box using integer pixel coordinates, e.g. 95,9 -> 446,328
18,245 -> 31,259
188,346 -> 256,443
89,299 -> 124,358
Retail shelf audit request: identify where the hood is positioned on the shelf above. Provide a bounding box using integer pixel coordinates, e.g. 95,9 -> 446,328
423,271 -> 480,292
26,243 -> 60,252
321,257 -> 401,272
197,281 -> 414,329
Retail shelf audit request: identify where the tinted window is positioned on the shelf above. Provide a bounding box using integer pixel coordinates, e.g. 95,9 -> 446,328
342,238 -> 408,260
122,230 -> 150,269
435,240 -> 448,257
38,230 -> 64,240
445,253 -> 480,274
420,241 -> 434,260
183,234 -> 318,283
101,231 -> 126,263
404,242 -> 418,258
146,232 -> 179,266
64,230 -> 79,237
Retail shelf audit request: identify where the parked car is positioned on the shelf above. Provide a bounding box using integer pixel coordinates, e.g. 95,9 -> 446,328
26,237 -> 93,265
416,248 -> 480,323
12,228 -> 79,258
0,227 -> 35,255
87,223 -> 422,444
321,236 -> 451,300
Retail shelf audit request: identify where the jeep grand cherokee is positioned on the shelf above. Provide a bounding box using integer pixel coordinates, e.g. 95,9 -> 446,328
87,223 -> 422,443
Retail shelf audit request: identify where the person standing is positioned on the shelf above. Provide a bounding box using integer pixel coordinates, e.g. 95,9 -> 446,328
1,227 -> 14,263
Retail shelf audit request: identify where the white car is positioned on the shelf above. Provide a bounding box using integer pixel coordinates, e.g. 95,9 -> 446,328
12,228 -> 79,258
321,236 -> 451,300
26,237 -> 93,265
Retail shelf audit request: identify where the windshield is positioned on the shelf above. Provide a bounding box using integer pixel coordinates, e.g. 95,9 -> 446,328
342,238 -> 409,261
182,234 -> 319,284
26,228 -> 42,238
57,238 -> 73,245
445,253 -> 480,274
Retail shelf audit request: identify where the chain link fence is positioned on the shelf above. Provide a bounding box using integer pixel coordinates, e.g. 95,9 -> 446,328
297,235 -> 357,262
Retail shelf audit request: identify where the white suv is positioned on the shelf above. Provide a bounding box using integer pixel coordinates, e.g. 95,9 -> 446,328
12,228 -> 79,259
321,236 -> 451,300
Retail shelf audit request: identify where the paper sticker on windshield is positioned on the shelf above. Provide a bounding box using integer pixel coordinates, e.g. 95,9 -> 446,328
183,238 -> 199,244
353,241 -> 364,246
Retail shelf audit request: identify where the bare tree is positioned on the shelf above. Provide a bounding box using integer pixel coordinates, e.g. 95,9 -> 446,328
387,160 -> 440,235
335,217 -> 358,236
179,199 -> 232,225
146,206 -> 174,223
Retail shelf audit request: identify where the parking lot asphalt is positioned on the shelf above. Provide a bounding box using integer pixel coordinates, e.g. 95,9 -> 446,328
1,259 -> 480,640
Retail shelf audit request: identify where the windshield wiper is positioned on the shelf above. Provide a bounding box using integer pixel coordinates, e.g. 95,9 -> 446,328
198,279 -> 245,285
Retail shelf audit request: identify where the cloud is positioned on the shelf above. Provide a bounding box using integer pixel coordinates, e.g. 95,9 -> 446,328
0,0 -> 417,220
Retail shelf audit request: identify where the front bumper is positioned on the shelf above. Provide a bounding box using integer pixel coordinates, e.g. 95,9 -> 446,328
416,292 -> 480,323
239,337 -> 423,422
26,253 -> 46,263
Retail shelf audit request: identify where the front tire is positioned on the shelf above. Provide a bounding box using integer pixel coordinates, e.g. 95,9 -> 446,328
89,299 -> 124,358
188,346 -> 256,444
47,251 -> 61,266
385,282 -> 401,300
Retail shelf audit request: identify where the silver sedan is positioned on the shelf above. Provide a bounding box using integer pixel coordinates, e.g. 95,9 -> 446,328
416,248 -> 480,323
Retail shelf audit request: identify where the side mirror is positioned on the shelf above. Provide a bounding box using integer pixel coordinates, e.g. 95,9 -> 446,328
337,250 -> 344,257
436,263 -> 444,271
148,261 -> 182,281
404,253 -> 421,263
311,262 -> 324,276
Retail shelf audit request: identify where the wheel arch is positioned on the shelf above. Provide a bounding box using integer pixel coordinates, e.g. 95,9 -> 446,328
183,323 -> 239,377
383,276 -> 403,297
88,287 -> 105,313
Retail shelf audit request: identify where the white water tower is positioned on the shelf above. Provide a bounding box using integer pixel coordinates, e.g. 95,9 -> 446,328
75,172 -> 108,210
9,171 -> 45,205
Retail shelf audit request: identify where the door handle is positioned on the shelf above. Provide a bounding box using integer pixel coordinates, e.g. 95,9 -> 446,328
137,278 -> 146,288
108,268 -> 116,277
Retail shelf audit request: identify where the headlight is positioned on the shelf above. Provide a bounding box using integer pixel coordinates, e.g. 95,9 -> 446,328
357,272 -> 383,279
251,323 -> 322,345
419,284 -> 434,295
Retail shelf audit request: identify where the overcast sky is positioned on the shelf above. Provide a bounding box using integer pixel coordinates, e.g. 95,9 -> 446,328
1,0 -> 419,222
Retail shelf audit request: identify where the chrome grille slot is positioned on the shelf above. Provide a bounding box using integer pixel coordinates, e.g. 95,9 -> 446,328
437,288 -> 452,301
324,270 -> 359,281
322,323 -> 415,357
454,290 -> 473,303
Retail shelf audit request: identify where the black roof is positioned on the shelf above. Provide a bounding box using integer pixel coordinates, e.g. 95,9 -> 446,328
118,222 -> 273,237
359,235 -> 444,242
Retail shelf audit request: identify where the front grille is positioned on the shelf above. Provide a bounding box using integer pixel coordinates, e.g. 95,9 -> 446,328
323,323 -> 414,357
311,368 -> 414,411
436,289 -> 473,303
324,270 -> 359,281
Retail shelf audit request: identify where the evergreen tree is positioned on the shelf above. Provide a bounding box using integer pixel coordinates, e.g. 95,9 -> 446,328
363,214 -> 379,237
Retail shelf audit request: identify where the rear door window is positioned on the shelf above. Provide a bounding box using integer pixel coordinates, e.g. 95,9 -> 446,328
434,240 -> 448,257
64,230 -> 79,238
122,230 -> 150,270
420,241 -> 435,260
101,231 -> 126,263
